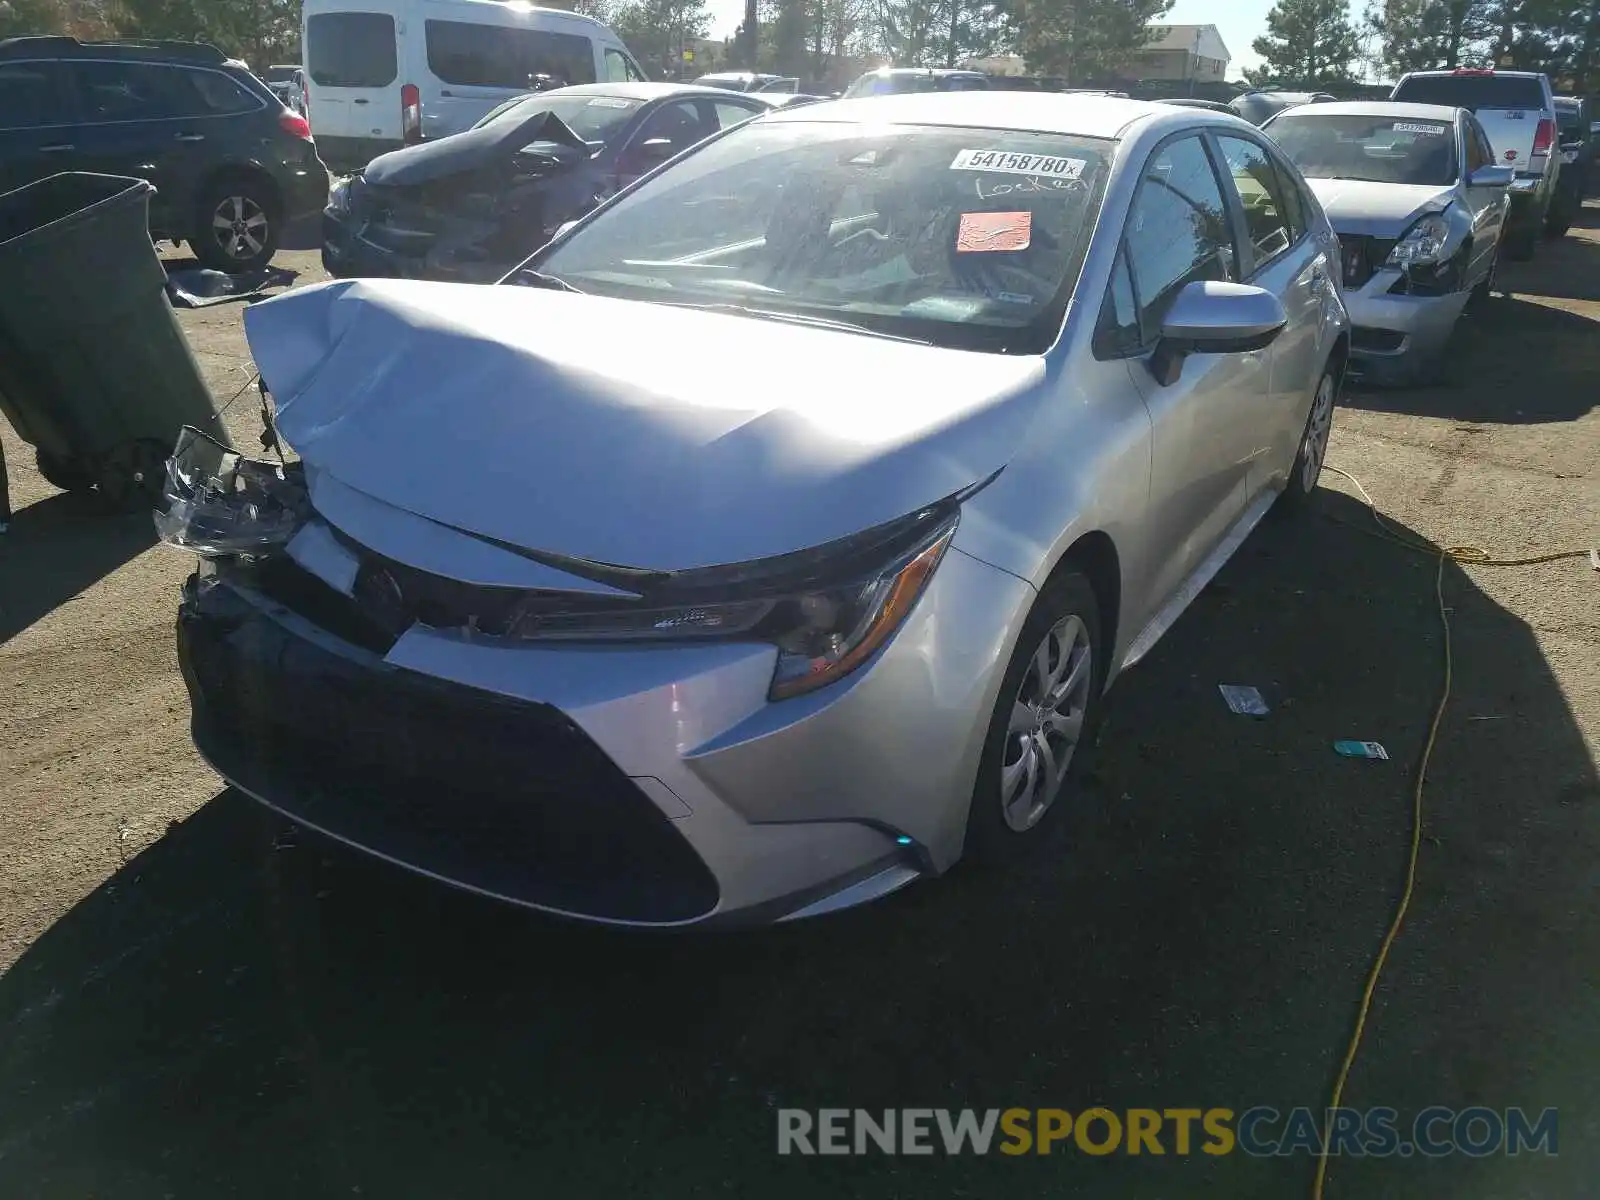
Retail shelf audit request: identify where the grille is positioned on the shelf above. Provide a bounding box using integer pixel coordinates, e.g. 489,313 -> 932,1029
1337,236 -> 1398,289
179,581 -> 720,923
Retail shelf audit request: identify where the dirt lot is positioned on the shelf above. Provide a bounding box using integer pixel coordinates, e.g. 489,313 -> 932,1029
0,214 -> 1596,1198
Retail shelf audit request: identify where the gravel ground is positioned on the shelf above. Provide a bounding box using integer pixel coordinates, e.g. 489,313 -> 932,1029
0,212 -> 1596,1198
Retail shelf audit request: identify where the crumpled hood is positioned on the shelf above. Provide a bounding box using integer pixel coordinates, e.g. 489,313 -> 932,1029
1304,178 -> 1454,236
243,279 -> 1046,572
363,109 -> 589,189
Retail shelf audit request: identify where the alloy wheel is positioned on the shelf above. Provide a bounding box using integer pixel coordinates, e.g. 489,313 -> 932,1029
1000,613 -> 1094,832
211,195 -> 269,263
1301,372 -> 1336,495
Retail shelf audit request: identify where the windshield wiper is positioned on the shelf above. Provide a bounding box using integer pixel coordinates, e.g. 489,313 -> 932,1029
658,301 -> 932,345
508,268 -> 584,293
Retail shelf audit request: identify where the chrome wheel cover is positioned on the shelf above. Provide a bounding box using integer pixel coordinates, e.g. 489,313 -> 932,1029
1000,613 -> 1093,833
1301,371 -> 1336,494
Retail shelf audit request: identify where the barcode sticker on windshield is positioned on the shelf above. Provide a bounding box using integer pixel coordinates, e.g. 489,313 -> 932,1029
950,149 -> 1086,179
1393,122 -> 1447,136
588,97 -> 632,107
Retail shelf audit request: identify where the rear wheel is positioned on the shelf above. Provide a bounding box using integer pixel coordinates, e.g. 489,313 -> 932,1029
964,570 -> 1104,868
192,177 -> 279,272
96,439 -> 169,512
34,448 -> 95,493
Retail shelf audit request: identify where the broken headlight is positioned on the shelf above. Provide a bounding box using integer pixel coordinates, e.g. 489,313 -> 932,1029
1385,213 -> 1453,267
154,426 -> 307,557
502,509 -> 958,702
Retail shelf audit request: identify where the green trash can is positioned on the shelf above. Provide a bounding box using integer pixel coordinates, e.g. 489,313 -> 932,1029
0,172 -> 222,511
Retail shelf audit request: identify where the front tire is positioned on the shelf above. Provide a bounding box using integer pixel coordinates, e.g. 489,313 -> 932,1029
35,448 -> 95,492
964,570 -> 1104,868
1279,360 -> 1338,509
192,178 -> 280,272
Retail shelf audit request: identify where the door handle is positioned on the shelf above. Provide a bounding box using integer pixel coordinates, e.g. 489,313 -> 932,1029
174,132 -> 205,143
438,90 -> 453,97
38,143 -> 74,153
353,97 -> 370,104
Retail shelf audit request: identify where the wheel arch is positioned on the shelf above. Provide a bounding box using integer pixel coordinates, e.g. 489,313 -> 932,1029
1041,530 -> 1122,688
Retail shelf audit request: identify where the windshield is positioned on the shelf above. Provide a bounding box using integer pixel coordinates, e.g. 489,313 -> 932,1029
529,121 -> 1111,354
1271,113 -> 1459,186
1391,74 -> 1544,110
471,92 -> 644,140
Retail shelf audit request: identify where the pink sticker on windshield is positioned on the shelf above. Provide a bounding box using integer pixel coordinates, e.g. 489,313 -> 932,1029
957,211 -> 1032,252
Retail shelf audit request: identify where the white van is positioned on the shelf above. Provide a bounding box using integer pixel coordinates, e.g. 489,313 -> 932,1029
302,0 -> 645,171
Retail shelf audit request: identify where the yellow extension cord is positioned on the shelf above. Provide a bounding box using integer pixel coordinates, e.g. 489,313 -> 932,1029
1309,464 -> 1595,1200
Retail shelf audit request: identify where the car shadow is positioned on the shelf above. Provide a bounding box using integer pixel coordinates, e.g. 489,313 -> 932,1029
0,490 -> 156,643
1343,270 -> 1600,422
1,490 -> 1595,1198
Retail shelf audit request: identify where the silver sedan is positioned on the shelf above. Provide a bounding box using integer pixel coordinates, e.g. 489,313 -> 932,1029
1266,100 -> 1512,385
163,93 -> 1350,926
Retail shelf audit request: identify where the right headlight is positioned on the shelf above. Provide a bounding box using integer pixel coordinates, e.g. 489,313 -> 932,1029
154,426 -> 307,557
497,508 -> 959,701
1385,212 -> 1453,267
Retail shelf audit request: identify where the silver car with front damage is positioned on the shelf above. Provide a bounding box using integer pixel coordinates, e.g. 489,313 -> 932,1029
161,93 -> 1349,927
1267,100 -> 1512,386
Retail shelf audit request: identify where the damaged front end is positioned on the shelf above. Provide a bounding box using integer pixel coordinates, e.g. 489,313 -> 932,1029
324,111 -> 608,283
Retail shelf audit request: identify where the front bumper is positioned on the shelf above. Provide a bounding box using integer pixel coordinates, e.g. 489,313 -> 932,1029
177,543 -> 1035,926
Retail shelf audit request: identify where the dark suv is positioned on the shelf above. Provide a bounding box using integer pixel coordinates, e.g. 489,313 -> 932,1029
0,37 -> 328,270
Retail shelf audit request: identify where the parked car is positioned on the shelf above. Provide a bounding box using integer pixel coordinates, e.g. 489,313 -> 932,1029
1157,97 -> 1237,113
691,71 -> 798,93
1389,68 -> 1559,256
1266,100 -> 1510,385
302,0 -> 645,173
322,82 -> 781,281
0,36 -> 328,270
1231,90 -> 1335,126
1550,95 -> 1592,233
165,93 -> 1349,927
842,67 -> 991,97
260,62 -> 301,107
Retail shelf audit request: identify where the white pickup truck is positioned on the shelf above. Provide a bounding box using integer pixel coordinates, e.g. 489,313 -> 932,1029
1390,68 -> 1560,259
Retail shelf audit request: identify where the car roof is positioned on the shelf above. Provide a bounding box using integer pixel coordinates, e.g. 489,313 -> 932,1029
1274,100 -> 1462,121
764,90 -> 1179,138
554,82 -> 777,102
1402,68 -> 1544,79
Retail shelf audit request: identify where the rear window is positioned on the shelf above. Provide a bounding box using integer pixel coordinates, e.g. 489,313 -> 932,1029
307,12 -> 397,88
1391,74 -> 1544,111
425,21 -> 597,89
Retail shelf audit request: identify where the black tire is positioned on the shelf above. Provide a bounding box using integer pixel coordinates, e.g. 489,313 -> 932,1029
1503,222 -> 1538,261
963,568 -> 1104,869
34,448 -> 95,492
1279,358 -> 1339,509
95,439 -> 169,513
191,176 -> 280,272
1468,238 -> 1500,311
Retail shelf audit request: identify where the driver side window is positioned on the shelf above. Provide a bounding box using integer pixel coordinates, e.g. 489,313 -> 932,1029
1121,134 -> 1238,346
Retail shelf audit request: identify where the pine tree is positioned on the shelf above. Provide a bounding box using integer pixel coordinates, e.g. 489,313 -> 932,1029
1248,0 -> 1363,86
1005,0 -> 1174,82
1364,0 -> 1496,73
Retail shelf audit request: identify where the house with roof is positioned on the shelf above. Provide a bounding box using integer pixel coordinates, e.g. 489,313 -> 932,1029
1125,23 -> 1231,83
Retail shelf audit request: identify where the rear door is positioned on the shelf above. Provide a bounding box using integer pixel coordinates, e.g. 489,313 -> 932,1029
60,60 -> 247,234
421,20 -> 597,139
304,10 -> 400,142
0,59 -> 78,193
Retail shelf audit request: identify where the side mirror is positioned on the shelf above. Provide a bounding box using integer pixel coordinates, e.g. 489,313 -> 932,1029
1148,281 -> 1286,386
1469,164 -> 1515,188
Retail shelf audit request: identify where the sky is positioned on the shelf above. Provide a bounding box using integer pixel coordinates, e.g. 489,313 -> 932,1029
702,0 -> 1279,79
